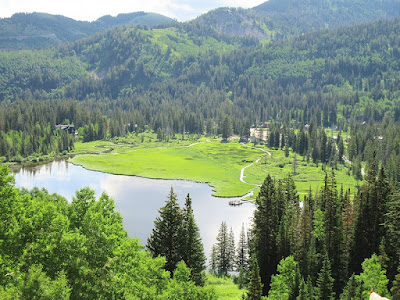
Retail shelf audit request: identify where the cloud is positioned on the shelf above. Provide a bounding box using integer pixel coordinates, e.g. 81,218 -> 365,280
0,0 -> 267,22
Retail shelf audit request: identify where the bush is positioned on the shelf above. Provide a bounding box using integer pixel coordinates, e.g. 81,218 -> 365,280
11,155 -> 23,163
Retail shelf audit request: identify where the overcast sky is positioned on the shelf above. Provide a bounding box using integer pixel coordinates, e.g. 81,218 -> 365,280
0,0 -> 267,22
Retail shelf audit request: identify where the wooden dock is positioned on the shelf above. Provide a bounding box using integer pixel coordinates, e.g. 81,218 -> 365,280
229,200 -> 243,206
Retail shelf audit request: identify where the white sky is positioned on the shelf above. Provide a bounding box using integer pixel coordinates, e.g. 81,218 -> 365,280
0,0 -> 267,22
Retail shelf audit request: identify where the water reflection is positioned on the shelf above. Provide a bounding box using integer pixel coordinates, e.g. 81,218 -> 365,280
14,161 -> 255,258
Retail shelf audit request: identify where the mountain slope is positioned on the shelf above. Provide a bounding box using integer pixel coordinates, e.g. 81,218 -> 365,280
0,12 -> 175,50
1,17 -> 400,108
253,0 -> 400,37
188,0 -> 400,42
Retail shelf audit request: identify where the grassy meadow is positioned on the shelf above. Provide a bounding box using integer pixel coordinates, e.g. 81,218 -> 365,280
71,133 -> 360,198
206,275 -> 246,300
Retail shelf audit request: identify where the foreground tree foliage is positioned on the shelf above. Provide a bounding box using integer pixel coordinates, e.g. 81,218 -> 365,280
147,188 -> 206,285
248,163 -> 400,298
0,165 -> 214,299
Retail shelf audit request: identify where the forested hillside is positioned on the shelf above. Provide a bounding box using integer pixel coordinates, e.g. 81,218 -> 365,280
2,17 -> 400,180
0,12 -> 175,50
253,0 -> 400,38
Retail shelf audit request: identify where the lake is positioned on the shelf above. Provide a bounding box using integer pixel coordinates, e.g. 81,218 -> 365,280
13,160 -> 255,259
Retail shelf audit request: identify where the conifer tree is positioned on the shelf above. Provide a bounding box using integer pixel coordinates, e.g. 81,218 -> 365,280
247,258 -> 263,300
147,187 -> 184,275
297,277 -> 311,300
236,223 -> 249,272
295,195 -> 312,277
391,265 -> 400,299
228,227 -> 235,272
316,255 -> 335,300
340,274 -> 362,300
215,221 -> 230,276
182,194 -> 206,286
252,175 -> 282,293
209,245 -> 218,275
350,157 -> 390,275
322,170 -> 346,293
384,186 -> 400,280
277,175 -> 299,260
342,189 -> 354,279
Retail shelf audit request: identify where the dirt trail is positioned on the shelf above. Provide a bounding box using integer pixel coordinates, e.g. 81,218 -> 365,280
239,143 -> 271,185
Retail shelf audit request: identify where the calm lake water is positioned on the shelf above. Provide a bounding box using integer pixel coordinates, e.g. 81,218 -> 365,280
13,160 -> 255,259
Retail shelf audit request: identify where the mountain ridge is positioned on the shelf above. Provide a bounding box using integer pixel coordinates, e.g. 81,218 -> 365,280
0,11 -> 176,50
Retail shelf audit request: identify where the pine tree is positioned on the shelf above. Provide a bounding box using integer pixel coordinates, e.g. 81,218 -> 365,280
277,176 -> 299,261
295,195 -> 312,278
322,170 -> 345,293
236,223 -> 249,272
316,255 -> 335,300
182,193 -> 206,285
384,186 -> 400,280
247,258 -> 263,300
350,159 -> 390,275
252,175 -> 282,293
391,265 -> 400,299
342,189 -> 354,280
147,187 -> 184,275
297,277 -> 312,300
209,245 -> 218,275
215,221 -> 230,276
228,227 -> 235,272
340,274 -> 361,300
222,115 -> 232,141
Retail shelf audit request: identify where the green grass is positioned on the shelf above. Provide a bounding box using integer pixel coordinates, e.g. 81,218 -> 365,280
243,144 -> 359,198
206,275 -> 246,300
72,138 -> 261,197
71,134 -> 361,198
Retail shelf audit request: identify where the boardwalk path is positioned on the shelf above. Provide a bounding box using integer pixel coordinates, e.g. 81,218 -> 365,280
240,144 -> 271,185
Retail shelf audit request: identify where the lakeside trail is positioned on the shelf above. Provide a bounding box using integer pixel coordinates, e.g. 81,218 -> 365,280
240,143 -> 271,185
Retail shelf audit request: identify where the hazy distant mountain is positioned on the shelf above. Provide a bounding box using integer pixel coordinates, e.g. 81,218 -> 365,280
188,0 -> 400,42
0,12 -> 175,50
253,0 -> 400,38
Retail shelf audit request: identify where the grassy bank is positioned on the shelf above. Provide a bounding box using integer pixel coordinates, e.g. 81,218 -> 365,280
243,145 -> 358,196
72,138 -> 261,197
71,134 -> 359,198
206,275 -> 246,300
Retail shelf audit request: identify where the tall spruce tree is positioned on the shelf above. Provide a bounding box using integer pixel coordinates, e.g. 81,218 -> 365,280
384,186 -> 400,280
322,170 -> 346,293
228,227 -> 235,272
236,223 -> 248,272
247,258 -> 263,300
350,158 -> 390,275
147,187 -> 184,275
209,245 -> 218,275
182,193 -> 206,286
214,221 -> 231,276
252,175 -> 282,294
316,254 -> 335,300
295,194 -> 312,278
277,175 -> 299,260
